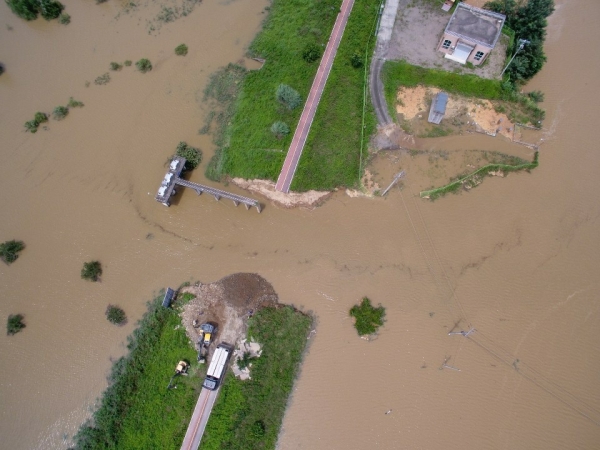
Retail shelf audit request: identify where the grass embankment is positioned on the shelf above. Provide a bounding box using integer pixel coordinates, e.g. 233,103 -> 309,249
382,60 -> 544,126
73,294 -> 199,449
420,151 -> 539,200
201,306 -> 312,450
205,0 -> 380,191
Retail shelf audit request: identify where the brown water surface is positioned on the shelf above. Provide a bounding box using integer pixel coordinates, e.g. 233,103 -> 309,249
1,0 -> 599,449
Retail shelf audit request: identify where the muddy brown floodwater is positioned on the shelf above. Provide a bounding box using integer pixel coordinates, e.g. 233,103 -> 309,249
1,0 -> 599,449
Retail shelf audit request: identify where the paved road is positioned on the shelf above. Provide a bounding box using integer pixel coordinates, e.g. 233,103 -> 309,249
275,0 -> 356,193
180,387 -> 219,450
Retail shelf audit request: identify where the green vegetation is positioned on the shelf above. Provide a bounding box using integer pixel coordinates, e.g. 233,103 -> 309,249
7,314 -> 26,335
485,0 -> 555,84
25,112 -> 48,133
109,62 -> 122,71
52,105 -> 68,120
420,152 -> 539,200
68,97 -> 84,108
201,306 -> 312,449
124,60 -> 132,67
81,260 -> 102,282
136,58 -> 152,73
179,292 -> 196,303
94,73 -> 111,85
270,121 -> 290,139
175,44 -> 188,56
73,295 -> 198,449
58,12 -> 70,24
349,297 -> 386,336
0,63 -> 4,76
275,84 -> 302,110
383,60 -> 545,126
105,305 -> 127,325
206,0 -> 379,190
175,142 -> 202,170
0,240 -> 25,264
6,0 -> 65,21
350,51 -> 363,68
302,42 -> 322,63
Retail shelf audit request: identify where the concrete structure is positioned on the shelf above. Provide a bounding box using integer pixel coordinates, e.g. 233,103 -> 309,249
437,3 -> 505,66
428,92 -> 449,124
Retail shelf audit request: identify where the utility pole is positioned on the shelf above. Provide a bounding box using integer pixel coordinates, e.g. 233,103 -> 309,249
500,39 -> 530,77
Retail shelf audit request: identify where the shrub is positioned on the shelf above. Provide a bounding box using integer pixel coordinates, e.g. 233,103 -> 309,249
349,297 -> 386,336
136,58 -> 152,73
81,260 -> 102,282
174,44 -> 188,56
124,60 -> 132,67
58,12 -> 70,24
7,314 -> 26,335
52,106 -> 68,120
527,90 -> 545,103
38,0 -> 64,21
68,97 -> 84,108
35,112 -> 48,123
175,142 -> 202,170
275,84 -> 302,110
0,240 -> 25,264
302,43 -> 322,63
6,0 -> 39,20
24,120 -> 39,133
109,62 -> 122,71
270,121 -> 290,139
94,72 -> 111,85
0,63 -> 4,76
350,51 -> 363,68
106,305 -> 127,325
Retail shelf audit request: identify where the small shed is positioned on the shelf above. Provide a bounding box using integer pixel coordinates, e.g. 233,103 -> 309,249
428,92 -> 449,124
162,287 -> 176,308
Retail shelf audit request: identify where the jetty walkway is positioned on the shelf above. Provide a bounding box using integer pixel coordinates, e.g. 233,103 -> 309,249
275,0 -> 356,193
155,156 -> 261,212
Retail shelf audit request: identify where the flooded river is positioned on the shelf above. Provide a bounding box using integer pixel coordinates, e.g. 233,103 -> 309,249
1,0 -> 599,448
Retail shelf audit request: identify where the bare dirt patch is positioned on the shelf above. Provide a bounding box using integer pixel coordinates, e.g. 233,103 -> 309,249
179,273 -> 278,359
231,178 -> 332,209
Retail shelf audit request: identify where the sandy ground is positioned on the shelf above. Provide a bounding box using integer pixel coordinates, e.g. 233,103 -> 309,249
179,273 -> 278,360
231,178 -> 332,209
395,85 -> 516,138
387,0 -> 508,80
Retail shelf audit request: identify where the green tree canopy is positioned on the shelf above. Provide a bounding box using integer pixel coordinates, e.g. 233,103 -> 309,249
349,297 -> 386,336
0,240 -> 25,264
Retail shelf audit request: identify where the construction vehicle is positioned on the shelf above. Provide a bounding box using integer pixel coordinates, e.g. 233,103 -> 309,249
202,343 -> 232,390
167,360 -> 189,389
196,322 -> 217,363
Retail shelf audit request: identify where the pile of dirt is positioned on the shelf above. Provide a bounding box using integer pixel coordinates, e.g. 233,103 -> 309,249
231,178 -> 332,209
179,273 -> 278,358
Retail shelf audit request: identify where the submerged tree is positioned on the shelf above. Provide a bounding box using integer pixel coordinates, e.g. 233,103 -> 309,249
175,142 -> 202,170
81,260 -> 102,282
136,58 -> 152,73
0,240 -> 25,264
349,297 -> 386,336
105,305 -> 127,325
7,314 -> 26,335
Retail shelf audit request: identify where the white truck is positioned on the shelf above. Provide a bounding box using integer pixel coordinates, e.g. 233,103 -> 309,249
202,344 -> 232,390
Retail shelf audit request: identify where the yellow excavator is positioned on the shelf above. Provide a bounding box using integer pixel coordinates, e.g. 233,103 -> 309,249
167,360 -> 189,389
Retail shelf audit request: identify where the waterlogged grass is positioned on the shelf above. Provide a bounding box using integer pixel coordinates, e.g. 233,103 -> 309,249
201,306 -> 312,449
208,0 -> 380,190
420,152 -> 539,200
73,295 -> 199,449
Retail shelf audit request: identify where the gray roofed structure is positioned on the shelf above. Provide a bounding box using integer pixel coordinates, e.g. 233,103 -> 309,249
428,92 -> 448,125
444,3 -> 505,49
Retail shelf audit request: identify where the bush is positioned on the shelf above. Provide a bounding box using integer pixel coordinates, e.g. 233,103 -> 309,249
94,72 -> 111,85
68,97 -> 84,108
349,297 -> 385,336
275,84 -> 302,110
6,0 -> 39,20
527,90 -> 545,103
58,12 -> 70,24
109,62 -> 123,71
52,105 -> 68,120
38,0 -> 64,21
7,314 -> 26,335
124,60 -> 132,67
350,51 -> 363,68
35,112 -> 48,123
24,120 -> 39,133
0,240 -> 25,264
136,58 -> 152,73
81,260 -> 102,282
0,63 -> 4,76
270,121 -> 290,139
302,43 -> 322,63
106,305 -> 127,325
174,44 -> 188,56
175,142 -> 202,170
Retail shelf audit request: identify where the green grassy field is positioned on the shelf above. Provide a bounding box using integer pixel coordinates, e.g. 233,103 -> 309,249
207,0 -> 381,191
72,295 -> 200,449
200,306 -> 312,450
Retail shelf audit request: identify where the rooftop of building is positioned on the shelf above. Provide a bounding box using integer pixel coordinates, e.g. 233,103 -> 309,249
445,3 -> 506,48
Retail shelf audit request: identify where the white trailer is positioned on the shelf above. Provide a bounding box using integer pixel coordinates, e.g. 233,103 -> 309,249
203,344 -> 231,390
